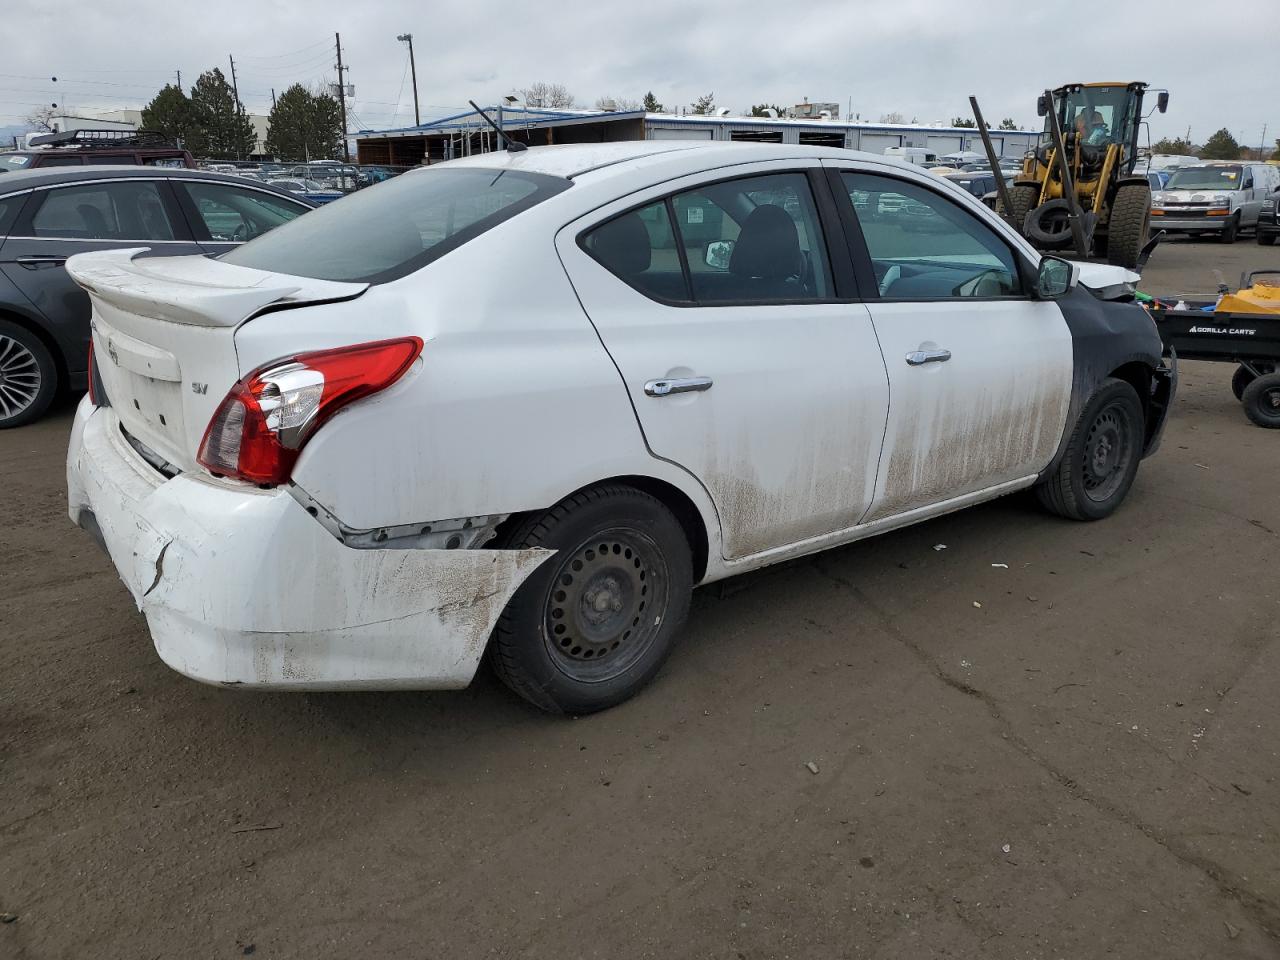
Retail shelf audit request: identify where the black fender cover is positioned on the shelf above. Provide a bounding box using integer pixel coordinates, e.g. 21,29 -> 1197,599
1041,284 -> 1176,480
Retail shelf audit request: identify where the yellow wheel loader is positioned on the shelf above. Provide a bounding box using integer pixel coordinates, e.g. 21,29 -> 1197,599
974,83 -> 1169,268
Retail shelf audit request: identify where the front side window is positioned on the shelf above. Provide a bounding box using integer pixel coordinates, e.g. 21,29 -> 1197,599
1,154 -> 35,171
582,171 -> 833,305
178,181 -> 306,242
842,172 -> 1021,299
29,181 -> 175,241
222,167 -> 570,284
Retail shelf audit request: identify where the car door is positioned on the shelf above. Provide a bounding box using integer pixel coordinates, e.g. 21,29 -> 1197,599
557,163 -> 890,560
168,179 -> 311,255
0,177 -> 202,381
824,163 -> 1072,523
1240,167 -> 1262,227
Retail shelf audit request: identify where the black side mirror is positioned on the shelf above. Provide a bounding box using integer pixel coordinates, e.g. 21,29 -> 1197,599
1157,91 -> 1169,113
1036,256 -> 1077,299
1037,95 -> 1049,118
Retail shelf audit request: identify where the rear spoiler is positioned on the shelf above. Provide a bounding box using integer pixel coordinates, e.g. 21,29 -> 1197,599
65,248 -> 367,328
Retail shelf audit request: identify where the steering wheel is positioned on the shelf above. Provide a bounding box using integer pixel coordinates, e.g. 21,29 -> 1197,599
232,222 -> 249,243
878,264 -> 901,297
953,268 -> 1008,298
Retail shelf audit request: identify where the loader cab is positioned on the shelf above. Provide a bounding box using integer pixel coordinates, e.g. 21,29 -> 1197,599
1036,83 -> 1147,172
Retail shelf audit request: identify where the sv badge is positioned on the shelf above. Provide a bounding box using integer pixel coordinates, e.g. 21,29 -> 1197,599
191,382 -> 208,395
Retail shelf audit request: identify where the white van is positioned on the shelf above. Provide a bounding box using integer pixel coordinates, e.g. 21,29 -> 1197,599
882,147 -> 938,165
1152,162 -> 1280,242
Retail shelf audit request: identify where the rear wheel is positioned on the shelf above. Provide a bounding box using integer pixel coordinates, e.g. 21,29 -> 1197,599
1258,231 -> 1277,246
1036,378 -> 1145,521
1219,214 -> 1239,244
1241,373 -> 1280,429
1106,184 -> 1151,268
490,485 -> 694,714
0,319 -> 58,429
1232,363 -> 1273,400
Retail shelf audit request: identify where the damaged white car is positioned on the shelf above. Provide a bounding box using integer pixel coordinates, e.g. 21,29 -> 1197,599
66,141 -> 1175,713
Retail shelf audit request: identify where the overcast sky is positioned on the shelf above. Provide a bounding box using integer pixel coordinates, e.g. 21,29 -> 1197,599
3,0 -> 1274,149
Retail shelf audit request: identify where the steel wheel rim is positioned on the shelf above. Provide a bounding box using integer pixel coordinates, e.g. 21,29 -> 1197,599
0,335 -> 41,420
542,527 -> 669,683
1262,386 -> 1280,415
1081,400 -> 1133,503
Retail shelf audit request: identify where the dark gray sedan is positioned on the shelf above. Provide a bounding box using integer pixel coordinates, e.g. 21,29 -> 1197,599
0,167 -> 315,426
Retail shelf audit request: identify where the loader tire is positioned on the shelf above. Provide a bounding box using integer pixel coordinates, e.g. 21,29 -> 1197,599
1106,184 -> 1151,269
997,184 -> 1039,238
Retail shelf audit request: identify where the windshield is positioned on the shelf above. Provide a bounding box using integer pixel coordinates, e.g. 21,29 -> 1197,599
222,166 -> 571,284
1165,166 -> 1243,191
1046,86 -> 1135,147
1,154 -> 34,172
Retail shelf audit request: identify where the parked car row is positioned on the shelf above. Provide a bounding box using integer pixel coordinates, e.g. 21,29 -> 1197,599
1149,162 -> 1280,243
63,141 -> 1173,714
0,167 -> 314,426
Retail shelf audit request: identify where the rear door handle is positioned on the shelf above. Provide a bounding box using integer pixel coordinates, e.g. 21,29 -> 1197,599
16,255 -> 67,269
905,348 -> 952,366
644,376 -> 713,397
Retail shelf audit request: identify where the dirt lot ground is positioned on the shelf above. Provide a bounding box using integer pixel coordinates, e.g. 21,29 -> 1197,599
3,237 -> 1279,960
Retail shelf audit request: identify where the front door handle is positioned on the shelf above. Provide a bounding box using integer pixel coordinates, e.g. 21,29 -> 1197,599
644,376 -> 713,397
905,348 -> 952,366
16,255 -> 67,269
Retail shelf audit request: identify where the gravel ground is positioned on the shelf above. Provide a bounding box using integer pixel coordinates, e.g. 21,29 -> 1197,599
2,238 -> 1279,959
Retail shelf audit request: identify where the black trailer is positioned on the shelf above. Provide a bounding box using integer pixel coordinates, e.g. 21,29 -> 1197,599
1147,271 -> 1280,428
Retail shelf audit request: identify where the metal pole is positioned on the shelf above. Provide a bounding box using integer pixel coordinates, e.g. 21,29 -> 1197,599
1043,89 -> 1089,259
496,103 -> 503,152
335,32 -> 350,162
398,34 -> 420,126
228,55 -> 243,160
970,96 -> 1016,228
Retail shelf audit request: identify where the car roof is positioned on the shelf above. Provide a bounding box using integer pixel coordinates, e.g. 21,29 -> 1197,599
435,141 -> 910,181
0,165 -> 315,203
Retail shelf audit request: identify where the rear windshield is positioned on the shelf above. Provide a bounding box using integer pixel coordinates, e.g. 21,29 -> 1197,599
1,154 -> 34,172
221,166 -> 571,283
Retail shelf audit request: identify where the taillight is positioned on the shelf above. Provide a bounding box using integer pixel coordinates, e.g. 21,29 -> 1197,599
87,340 -> 98,406
197,337 -> 423,485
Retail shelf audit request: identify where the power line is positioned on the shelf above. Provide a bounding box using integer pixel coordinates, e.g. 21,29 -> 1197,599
236,37 -> 333,62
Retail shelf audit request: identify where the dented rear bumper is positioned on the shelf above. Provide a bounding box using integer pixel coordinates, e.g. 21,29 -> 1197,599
66,399 -> 552,690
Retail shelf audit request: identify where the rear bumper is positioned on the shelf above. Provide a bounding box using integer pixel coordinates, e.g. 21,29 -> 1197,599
67,399 -> 552,690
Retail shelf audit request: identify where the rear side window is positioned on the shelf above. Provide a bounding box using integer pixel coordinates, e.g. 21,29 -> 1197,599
221,167 -> 571,284
178,181 -> 306,242
29,181 -> 176,241
0,193 -> 25,236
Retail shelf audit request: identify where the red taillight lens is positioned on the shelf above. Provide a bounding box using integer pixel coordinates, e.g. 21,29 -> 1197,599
197,337 -> 423,485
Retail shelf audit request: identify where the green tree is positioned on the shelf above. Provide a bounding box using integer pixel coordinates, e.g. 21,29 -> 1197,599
1200,128 -> 1241,160
690,92 -> 715,115
1270,138 -> 1280,162
190,68 -> 256,159
141,84 -> 203,154
750,103 -> 786,117
642,91 -> 663,113
1152,136 -> 1193,155
950,116 -> 976,128
998,118 -> 1019,131
265,84 -> 342,161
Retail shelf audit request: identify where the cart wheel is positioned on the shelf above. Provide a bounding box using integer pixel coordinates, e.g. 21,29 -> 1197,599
1233,363 -> 1274,401
1241,372 -> 1280,429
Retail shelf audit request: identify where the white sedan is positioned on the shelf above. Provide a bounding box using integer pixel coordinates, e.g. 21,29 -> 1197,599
65,141 -> 1175,713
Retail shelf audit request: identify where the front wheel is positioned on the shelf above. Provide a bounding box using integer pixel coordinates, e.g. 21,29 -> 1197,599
1220,215 -> 1239,244
1036,378 -> 1145,521
1241,373 -> 1280,429
1258,232 -> 1277,247
490,485 -> 693,714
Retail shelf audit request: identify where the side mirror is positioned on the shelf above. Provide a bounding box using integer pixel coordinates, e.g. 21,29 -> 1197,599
1036,95 -> 1049,118
1036,256 -> 1078,299
705,239 -> 734,270
1157,91 -> 1169,113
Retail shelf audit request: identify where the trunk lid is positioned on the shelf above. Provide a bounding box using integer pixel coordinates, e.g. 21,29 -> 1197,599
67,248 -> 367,471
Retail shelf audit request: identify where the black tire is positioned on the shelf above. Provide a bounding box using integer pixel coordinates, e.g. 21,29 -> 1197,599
1036,378 -> 1145,521
1219,214 -> 1239,244
1023,198 -> 1076,248
0,318 -> 58,429
1241,373 -> 1280,429
1258,232 -> 1277,246
1231,363 -> 1273,401
489,485 -> 694,714
997,184 -> 1039,238
1106,184 -> 1151,268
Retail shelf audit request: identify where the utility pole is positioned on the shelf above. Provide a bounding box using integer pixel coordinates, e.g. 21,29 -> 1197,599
397,34 -> 420,126
271,88 -> 277,110
335,32 -> 350,161
228,54 -> 243,160
176,70 -> 182,89
1260,124 -> 1268,161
